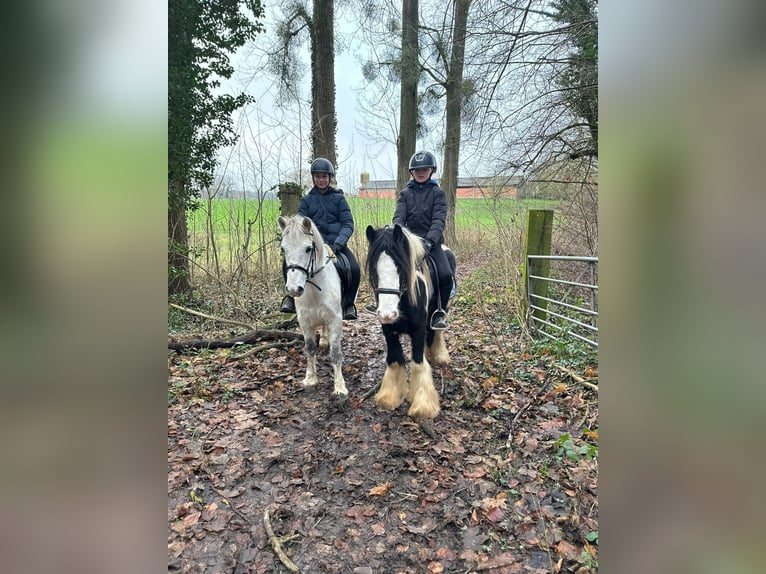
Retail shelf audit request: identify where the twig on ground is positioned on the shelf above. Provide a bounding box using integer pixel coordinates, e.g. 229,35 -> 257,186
553,362 -> 598,392
359,382 -> 381,402
170,303 -> 254,330
263,508 -> 299,573
506,378 -> 551,450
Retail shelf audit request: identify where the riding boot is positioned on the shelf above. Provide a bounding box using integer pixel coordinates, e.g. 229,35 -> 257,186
343,303 -> 358,320
280,295 -> 296,314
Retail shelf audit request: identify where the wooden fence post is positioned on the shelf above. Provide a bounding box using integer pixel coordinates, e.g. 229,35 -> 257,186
278,182 -> 302,216
523,209 -> 554,329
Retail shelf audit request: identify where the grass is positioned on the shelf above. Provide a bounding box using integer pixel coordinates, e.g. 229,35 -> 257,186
187,195 -> 559,263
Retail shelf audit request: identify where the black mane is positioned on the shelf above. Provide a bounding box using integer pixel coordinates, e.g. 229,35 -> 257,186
365,226 -> 412,293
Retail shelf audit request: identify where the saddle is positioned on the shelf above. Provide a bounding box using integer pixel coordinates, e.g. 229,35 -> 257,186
424,253 -> 457,303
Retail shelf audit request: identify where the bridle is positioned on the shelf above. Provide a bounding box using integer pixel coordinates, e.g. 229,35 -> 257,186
374,286 -> 403,300
284,233 -> 328,291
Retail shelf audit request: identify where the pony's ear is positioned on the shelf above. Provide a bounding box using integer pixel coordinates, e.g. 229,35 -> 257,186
301,217 -> 312,233
366,225 -> 376,243
278,216 -> 287,230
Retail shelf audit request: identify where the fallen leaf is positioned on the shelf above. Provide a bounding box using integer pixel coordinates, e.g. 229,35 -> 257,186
427,561 -> 444,573
484,506 -> 504,523
345,506 -> 370,523
182,511 -> 201,528
372,423 -> 382,433
555,540 -> 580,561
369,481 -> 391,496
464,467 -> 486,478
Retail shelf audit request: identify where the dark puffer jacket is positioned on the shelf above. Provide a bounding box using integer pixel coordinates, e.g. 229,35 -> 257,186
392,179 -> 447,246
298,186 -> 354,247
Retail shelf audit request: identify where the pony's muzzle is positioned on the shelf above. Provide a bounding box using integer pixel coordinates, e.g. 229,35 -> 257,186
377,309 -> 399,324
287,285 -> 305,297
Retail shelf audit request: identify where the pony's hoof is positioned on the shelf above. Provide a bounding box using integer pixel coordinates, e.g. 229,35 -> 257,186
407,403 -> 440,422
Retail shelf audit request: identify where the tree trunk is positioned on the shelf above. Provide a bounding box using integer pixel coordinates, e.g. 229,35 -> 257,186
279,182 -> 303,216
311,0 -> 337,171
168,0 -> 194,295
168,185 -> 191,295
441,0 -> 471,248
396,0 -> 419,194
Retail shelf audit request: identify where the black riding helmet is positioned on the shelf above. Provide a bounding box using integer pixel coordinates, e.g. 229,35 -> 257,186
408,151 -> 437,173
310,157 -> 335,175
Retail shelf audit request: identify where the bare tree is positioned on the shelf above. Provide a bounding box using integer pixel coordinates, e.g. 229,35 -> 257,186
269,1 -> 338,168
440,0 -> 472,246
397,0 -> 420,192
311,0 -> 338,163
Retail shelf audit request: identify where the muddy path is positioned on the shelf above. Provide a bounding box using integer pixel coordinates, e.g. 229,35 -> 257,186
168,254 -> 599,573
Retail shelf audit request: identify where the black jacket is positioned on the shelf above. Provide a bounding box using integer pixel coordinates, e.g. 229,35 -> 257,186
392,179 -> 447,246
298,186 -> 354,247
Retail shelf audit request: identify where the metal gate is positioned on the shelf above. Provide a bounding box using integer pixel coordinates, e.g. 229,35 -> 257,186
527,255 -> 598,347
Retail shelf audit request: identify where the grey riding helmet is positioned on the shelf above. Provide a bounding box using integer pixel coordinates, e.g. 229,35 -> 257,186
408,151 -> 437,172
310,157 -> 335,175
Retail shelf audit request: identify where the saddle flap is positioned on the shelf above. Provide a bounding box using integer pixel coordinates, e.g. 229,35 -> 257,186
333,250 -> 352,295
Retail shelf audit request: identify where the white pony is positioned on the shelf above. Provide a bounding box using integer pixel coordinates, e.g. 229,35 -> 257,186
278,215 -> 348,397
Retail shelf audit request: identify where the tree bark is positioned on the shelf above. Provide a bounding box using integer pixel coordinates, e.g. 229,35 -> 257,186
441,0 -> 471,248
396,0 -> 419,194
168,183 -> 191,295
311,0 -> 337,170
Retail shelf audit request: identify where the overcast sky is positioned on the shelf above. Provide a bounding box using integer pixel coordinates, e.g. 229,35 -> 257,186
219,8 -> 401,195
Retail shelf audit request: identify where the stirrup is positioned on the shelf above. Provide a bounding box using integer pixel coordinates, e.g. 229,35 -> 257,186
430,310 -> 448,330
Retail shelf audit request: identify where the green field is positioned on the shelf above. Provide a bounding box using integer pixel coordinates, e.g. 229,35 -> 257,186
188,196 -> 558,243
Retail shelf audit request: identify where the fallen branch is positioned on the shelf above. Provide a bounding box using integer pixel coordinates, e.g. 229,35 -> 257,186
227,340 -> 299,361
263,508 -> 299,573
553,363 -> 598,392
169,303 -> 255,330
168,329 -> 303,352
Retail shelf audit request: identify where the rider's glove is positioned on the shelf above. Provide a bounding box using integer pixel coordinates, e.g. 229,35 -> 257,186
423,238 -> 434,252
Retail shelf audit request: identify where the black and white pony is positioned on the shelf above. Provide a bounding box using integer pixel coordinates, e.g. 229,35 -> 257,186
365,224 -> 456,421
279,215 -> 348,397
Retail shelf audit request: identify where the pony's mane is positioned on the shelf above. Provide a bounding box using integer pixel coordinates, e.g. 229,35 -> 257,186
280,215 -> 326,262
366,225 -> 429,306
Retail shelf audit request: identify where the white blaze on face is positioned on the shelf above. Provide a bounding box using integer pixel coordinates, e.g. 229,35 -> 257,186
282,240 -> 310,296
376,252 -> 401,323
